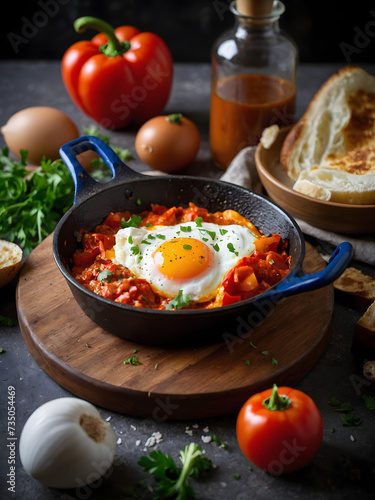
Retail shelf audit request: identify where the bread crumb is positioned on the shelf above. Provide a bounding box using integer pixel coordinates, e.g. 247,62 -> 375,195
260,125 -> 280,149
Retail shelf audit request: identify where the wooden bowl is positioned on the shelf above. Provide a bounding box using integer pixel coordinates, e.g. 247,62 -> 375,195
255,126 -> 375,235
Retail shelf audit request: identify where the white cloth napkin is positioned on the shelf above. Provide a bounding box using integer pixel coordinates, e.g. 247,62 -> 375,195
220,147 -> 375,266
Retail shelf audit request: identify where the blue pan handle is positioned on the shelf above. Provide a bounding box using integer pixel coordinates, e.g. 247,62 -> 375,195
59,135 -> 144,204
267,241 -> 353,300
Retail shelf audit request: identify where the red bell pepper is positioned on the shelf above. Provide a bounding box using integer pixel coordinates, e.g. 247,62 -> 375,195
61,16 -> 173,129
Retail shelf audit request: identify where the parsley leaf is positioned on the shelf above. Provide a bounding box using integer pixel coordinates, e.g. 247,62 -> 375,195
363,394 -> 375,411
341,413 -> 363,427
329,397 -> 352,412
199,228 -> 216,240
123,355 -> 140,365
183,244 -> 192,250
131,245 -> 140,255
166,290 -> 191,310
121,214 -> 142,229
138,443 -> 211,500
227,242 -> 238,256
212,434 -> 228,449
195,217 -> 203,227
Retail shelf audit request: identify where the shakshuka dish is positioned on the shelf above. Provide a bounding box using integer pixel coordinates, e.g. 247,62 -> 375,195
70,203 -> 291,310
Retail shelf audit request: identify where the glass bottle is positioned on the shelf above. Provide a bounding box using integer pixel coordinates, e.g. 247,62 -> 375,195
209,0 -> 298,169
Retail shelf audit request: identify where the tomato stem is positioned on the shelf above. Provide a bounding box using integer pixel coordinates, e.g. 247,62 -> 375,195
262,384 -> 291,411
74,16 -> 131,57
167,113 -> 183,125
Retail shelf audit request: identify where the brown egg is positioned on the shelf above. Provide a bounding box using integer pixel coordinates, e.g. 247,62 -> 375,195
1,107 -> 80,164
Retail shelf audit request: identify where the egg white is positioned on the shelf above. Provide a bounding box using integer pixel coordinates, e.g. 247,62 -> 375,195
113,221 -> 258,302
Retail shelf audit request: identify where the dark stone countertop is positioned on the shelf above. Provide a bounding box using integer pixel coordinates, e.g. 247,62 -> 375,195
0,61 -> 375,500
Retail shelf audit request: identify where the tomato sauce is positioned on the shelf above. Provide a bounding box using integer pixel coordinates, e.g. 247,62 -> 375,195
210,73 -> 295,168
70,203 -> 290,310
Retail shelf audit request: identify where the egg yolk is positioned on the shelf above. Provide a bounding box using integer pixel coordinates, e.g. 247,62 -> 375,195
153,237 -> 211,280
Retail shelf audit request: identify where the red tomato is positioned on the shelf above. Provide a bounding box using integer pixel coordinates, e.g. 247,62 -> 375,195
236,385 -> 323,475
135,113 -> 200,172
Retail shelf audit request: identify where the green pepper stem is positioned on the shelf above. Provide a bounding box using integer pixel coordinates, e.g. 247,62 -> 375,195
73,16 -> 130,57
262,384 -> 291,411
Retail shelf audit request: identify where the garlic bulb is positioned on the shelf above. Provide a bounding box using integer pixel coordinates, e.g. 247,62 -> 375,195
19,397 -> 117,489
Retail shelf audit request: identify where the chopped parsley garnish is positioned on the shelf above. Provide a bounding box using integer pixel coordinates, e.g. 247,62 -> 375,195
121,214 -> 142,228
245,359 -> 250,366
211,243 -> 220,252
329,397 -> 352,412
329,396 -> 363,426
124,355 -> 139,365
219,228 -> 228,235
212,434 -> 228,448
183,244 -> 192,250
156,234 -> 166,240
341,413 -> 363,427
261,350 -> 269,355
200,229 -> 216,240
363,394 -> 375,410
271,357 -> 278,366
166,290 -> 191,310
131,245 -> 140,255
147,234 -> 156,239
180,225 -> 192,233
195,216 -> 203,227
136,198 -> 142,205
128,235 -> 133,244
141,239 -> 151,245
227,242 -> 238,256
137,255 -> 143,263
250,341 -> 257,349
97,270 -> 113,283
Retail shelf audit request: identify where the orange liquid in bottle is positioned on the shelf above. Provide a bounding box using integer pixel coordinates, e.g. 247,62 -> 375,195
210,73 -> 295,169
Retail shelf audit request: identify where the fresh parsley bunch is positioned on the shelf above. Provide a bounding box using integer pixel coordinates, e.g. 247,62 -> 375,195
0,127 -> 133,255
0,147 -> 74,255
138,443 -> 211,500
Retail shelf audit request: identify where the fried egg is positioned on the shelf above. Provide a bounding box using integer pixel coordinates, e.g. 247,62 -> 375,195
114,221 -> 258,302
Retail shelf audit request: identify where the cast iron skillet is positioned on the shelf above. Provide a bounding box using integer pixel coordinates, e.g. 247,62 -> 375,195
54,136 -> 352,345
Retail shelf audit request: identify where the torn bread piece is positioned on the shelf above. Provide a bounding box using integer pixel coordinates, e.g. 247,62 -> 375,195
354,301 -> 375,352
333,267 -> 375,311
281,65 -> 375,204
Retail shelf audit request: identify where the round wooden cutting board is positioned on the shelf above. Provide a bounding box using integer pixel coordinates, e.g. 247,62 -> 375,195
16,234 -> 333,420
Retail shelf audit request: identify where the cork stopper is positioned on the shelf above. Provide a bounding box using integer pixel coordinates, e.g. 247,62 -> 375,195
236,0 -> 274,16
